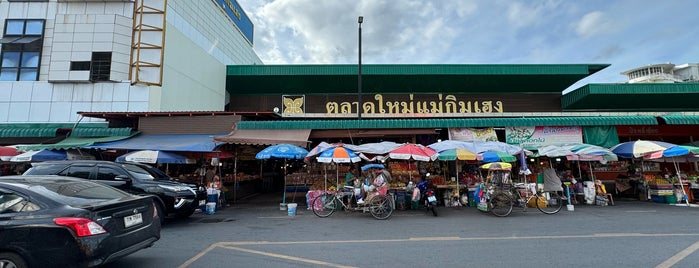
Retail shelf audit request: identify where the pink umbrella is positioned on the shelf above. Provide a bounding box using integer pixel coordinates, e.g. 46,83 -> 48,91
388,143 -> 438,162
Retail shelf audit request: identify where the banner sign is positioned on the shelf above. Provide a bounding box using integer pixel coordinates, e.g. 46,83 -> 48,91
448,127 -> 498,142
506,126 -> 582,148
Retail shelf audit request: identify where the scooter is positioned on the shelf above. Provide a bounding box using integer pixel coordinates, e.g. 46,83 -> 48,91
416,179 -> 438,216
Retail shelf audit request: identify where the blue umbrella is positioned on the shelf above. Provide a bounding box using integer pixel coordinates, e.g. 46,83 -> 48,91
610,140 -> 680,158
361,163 -> 385,171
10,150 -> 67,162
255,144 -> 309,204
256,144 -> 309,160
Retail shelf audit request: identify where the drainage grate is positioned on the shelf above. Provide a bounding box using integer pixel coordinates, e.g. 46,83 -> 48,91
197,218 -> 236,223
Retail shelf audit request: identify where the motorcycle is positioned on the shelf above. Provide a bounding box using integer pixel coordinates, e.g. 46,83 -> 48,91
416,179 -> 438,216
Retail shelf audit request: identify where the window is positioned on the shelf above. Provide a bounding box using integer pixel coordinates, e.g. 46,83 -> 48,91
90,52 -> 111,82
96,166 -> 125,181
70,61 -> 91,71
0,19 -> 44,81
58,166 -> 92,180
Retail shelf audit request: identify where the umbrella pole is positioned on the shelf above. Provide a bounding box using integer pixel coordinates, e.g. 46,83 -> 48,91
673,157 -> 690,206
282,159 -> 287,204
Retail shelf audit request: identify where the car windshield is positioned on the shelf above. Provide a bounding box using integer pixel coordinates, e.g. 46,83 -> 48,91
121,163 -> 170,181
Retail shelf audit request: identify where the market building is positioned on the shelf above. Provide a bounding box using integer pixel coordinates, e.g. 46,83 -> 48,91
3,1 -> 699,206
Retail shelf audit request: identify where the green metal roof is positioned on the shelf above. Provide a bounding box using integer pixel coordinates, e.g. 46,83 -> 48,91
237,116 -> 657,130
226,64 -> 609,95
70,127 -> 133,137
0,122 -> 109,138
659,115 -> 699,125
562,83 -> 699,111
16,134 -> 138,151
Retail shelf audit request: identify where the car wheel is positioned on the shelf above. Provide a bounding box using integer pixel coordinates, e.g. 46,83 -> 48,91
0,252 -> 28,268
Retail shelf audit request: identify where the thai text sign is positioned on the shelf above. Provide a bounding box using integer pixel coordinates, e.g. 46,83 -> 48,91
506,126 -> 582,148
448,128 -> 499,141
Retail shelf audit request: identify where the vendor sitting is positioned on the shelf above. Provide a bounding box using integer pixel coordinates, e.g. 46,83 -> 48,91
357,167 -> 388,205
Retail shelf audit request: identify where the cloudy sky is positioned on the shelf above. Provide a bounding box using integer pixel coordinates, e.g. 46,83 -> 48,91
235,0 -> 698,93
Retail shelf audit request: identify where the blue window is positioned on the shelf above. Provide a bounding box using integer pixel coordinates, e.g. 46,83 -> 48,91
0,19 -> 44,81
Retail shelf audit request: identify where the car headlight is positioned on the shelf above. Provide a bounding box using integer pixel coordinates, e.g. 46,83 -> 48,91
159,184 -> 197,195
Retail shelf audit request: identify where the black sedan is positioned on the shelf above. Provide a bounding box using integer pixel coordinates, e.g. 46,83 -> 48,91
0,175 -> 160,268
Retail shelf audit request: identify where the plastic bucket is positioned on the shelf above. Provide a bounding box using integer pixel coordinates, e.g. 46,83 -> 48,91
287,203 -> 297,216
205,202 -> 216,215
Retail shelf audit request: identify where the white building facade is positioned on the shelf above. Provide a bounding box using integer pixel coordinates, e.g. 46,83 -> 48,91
0,0 -> 261,124
621,63 -> 699,84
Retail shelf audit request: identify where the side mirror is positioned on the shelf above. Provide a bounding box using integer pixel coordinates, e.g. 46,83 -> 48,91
115,175 -> 132,182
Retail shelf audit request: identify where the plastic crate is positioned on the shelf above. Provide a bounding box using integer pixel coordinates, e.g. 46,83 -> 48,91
665,195 -> 677,204
651,195 -> 665,203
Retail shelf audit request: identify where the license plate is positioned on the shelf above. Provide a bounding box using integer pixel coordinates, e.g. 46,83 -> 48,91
124,213 -> 143,228
427,196 -> 437,202
199,200 -> 206,206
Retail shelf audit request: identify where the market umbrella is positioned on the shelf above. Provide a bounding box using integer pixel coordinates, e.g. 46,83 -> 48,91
255,144 -> 309,204
11,150 -> 67,162
306,141 -> 339,158
0,146 -> 19,161
388,143 -> 438,161
610,140 -> 680,158
478,150 -> 516,163
316,146 -> 362,190
361,163 -> 385,171
317,147 -> 361,163
437,148 -> 478,161
480,162 -> 512,171
116,150 -> 193,164
345,141 -> 401,162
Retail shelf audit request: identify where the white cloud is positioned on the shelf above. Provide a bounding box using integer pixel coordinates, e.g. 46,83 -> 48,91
237,0 -> 699,90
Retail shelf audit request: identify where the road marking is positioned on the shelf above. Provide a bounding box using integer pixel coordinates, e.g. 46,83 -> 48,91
655,240 -> 699,268
220,245 -> 358,268
178,233 -> 699,267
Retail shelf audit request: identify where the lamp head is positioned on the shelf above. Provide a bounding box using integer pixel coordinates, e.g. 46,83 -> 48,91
358,16 -> 363,23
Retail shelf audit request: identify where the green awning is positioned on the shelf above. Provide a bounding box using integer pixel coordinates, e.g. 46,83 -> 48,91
16,134 -> 138,151
70,127 -> 133,137
0,128 -> 58,138
0,122 -> 110,138
237,116 -> 658,130
659,115 -> 699,125
563,83 -> 699,111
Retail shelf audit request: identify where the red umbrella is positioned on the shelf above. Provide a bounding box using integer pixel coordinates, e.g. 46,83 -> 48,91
388,143 -> 438,162
0,146 -> 19,161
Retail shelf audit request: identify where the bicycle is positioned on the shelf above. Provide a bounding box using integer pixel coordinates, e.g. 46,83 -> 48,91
481,166 -> 563,217
485,182 -> 563,217
310,186 -> 394,220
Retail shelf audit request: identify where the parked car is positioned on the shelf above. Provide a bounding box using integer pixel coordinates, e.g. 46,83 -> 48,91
0,175 -> 160,268
23,160 -> 207,220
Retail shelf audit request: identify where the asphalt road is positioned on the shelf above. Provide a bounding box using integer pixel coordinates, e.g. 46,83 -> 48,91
105,195 -> 699,268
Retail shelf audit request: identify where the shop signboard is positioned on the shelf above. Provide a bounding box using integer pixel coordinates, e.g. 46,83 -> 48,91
448,127 -> 498,141
505,126 -> 582,149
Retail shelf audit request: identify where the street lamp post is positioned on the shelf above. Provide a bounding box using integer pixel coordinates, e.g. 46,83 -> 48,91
357,16 -> 363,120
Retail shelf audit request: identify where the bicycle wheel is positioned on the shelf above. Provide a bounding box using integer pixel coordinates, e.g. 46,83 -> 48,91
489,191 -> 513,217
311,193 -> 338,218
369,195 -> 393,220
536,191 -> 563,214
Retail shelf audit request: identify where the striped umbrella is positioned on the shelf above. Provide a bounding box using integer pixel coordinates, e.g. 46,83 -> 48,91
388,143 -> 438,162
437,148 -> 478,161
480,162 -> 512,171
478,150 -> 516,163
317,147 -> 361,163
610,140 -> 681,158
